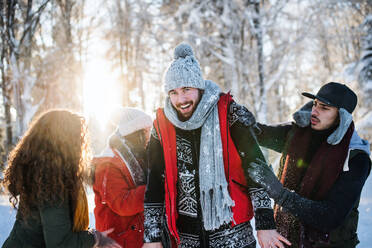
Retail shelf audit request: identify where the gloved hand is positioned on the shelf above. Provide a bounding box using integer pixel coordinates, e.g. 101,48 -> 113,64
93,228 -> 122,248
248,158 -> 285,201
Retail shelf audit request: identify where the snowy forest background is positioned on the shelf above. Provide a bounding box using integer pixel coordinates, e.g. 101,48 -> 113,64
0,0 -> 371,246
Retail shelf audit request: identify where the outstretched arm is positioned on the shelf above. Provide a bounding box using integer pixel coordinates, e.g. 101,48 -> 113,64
255,100 -> 313,153
255,123 -> 292,153
248,154 -> 371,231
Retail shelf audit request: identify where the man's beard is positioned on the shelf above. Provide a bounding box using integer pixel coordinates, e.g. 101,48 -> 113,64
176,101 -> 197,121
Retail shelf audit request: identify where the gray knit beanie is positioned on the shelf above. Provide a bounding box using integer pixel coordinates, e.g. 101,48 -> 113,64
112,107 -> 152,137
164,43 -> 205,93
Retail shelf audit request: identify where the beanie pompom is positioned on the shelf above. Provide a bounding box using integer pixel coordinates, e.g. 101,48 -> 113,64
164,42 -> 204,92
174,43 -> 194,59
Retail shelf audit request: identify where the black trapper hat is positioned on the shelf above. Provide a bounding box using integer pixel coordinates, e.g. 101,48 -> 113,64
302,82 -> 358,114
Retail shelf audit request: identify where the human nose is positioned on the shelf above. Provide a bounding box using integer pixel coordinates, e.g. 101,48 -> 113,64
178,93 -> 187,103
312,106 -> 319,116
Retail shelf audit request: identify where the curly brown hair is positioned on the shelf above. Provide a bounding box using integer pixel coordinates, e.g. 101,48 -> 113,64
2,109 -> 92,219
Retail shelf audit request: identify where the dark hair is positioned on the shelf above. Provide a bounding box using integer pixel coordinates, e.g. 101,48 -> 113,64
2,110 -> 91,218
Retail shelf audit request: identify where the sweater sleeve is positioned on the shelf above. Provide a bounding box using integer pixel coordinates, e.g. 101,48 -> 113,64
143,126 -> 166,243
40,201 -> 95,248
229,102 -> 276,230
255,122 -> 292,153
98,162 -> 146,216
277,152 -> 371,231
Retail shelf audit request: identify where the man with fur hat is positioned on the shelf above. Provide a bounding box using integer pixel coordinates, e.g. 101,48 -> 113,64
247,82 -> 371,247
142,43 -> 290,248
93,107 -> 152,248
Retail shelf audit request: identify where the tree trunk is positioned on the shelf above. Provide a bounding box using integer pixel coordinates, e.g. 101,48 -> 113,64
253,0 -> 267,122
1,70 -> 13,151
0,0 -> 13,150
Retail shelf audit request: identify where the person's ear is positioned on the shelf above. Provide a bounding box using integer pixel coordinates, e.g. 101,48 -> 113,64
327,108 -> 352,145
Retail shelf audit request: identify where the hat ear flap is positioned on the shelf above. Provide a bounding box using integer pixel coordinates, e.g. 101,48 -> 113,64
327,108 -> 352,145
293,101 -> 313,127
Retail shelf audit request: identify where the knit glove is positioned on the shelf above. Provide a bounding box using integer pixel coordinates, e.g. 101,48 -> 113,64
248,159 -> 285,201
93,229 -> 121,248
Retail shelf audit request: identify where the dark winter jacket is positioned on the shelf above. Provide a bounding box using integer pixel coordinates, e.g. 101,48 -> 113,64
255,122 -> 371,248
143,96 -> 276,247
2,199 -> 95,248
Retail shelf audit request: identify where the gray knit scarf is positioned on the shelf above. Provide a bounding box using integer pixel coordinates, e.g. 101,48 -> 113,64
164,80 -> 234,231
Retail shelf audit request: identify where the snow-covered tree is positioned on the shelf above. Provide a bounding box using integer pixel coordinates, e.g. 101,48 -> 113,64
355,14 -> 372,140
104,0 -> 154,109
156,0 -> 302,123
0,0 -> 50,147
37,0 -> 94,112
358,15 -> 372,107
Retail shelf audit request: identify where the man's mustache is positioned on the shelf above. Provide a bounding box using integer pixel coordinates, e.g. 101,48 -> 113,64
311,115 -> 320,122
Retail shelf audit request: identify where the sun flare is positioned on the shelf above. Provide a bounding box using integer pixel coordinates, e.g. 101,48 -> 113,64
83,59 -> 122,129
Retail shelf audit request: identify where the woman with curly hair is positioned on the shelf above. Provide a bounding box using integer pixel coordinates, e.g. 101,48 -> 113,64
1,110 -> 120,248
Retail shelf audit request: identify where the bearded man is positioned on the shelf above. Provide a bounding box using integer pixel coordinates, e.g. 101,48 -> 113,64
142,43 -> 290,248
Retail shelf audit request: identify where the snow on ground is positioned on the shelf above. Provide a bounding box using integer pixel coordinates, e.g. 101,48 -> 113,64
0,177 -> 372,247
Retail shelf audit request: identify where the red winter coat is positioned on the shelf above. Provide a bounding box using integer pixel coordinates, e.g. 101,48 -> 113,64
93,148 -> 145,248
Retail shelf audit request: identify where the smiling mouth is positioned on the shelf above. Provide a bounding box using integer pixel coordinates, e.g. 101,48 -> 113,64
180,103 -> 191,110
